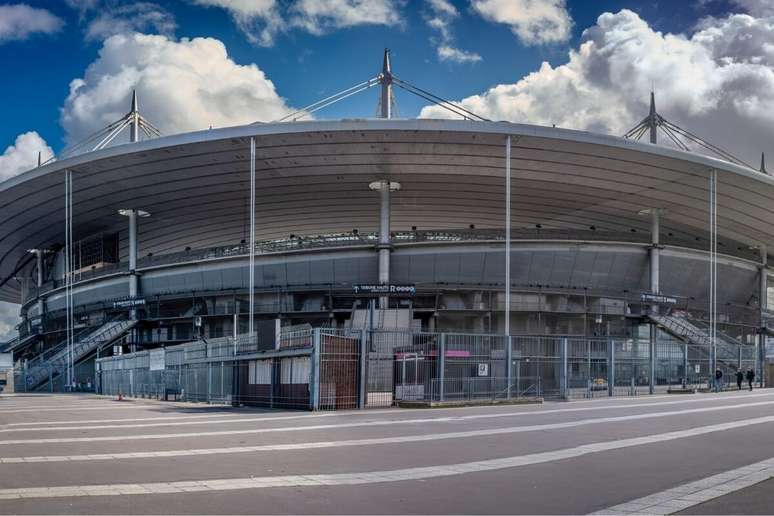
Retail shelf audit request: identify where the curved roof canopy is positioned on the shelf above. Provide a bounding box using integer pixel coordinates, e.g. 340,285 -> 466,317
0,118 -> 771,303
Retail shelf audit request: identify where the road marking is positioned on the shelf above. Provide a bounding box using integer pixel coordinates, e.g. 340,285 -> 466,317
2,399 -> 774,451
5,391 -> 774,433
2,414 -> 774,500
592,458 -> 774,515
0,405 -> 176,414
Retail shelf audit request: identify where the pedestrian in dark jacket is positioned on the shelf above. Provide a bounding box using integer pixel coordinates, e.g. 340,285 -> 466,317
746,368 -> 755,391
714,368 -> 723,392
736,370 -> 744,390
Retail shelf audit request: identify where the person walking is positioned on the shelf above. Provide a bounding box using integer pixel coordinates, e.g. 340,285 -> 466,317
714,368 -> 723,392
746,368 -> 755,391
736,369 -> 744,390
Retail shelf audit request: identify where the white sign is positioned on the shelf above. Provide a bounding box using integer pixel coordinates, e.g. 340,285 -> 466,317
694,364 -> 701,374
149,349 -> 166,371
477,363 -> 489,377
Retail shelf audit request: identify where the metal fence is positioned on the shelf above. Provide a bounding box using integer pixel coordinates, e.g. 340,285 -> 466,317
95,327 -> 765,409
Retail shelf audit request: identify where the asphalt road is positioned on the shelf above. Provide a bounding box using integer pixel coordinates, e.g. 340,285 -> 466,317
1,390 -> 774,514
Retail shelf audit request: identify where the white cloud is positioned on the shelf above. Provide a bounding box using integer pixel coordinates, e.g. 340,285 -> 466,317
85,3 -> 176,41
192,0 -> 281,46
471,0 -> 572,45
290,0 -> 403,34
0,4 -> 64,43
0,302 -> 19,343
438,45 -> 482,63
60,33 -> 294,143
420,9 -> 774,167
0,132 -> 53,182
425,0 -> 482,63
733,0 -> 774,17
191,0 -> 403,45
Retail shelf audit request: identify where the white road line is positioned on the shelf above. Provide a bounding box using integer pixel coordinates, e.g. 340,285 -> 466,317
0,405 -> 177,414
2,414 -> 774,500
593,458 -> 774,515
5,391 -> 774,433
2,399 -> 774,450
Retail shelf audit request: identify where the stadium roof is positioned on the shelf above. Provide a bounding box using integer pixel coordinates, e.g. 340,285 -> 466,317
0,118 -> 771,303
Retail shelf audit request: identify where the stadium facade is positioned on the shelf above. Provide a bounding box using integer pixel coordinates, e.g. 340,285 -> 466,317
2,57 -> 772,401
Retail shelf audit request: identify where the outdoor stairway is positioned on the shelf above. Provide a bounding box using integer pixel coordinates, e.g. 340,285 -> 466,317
648,313 -> 748,369
21,319 -> 136,391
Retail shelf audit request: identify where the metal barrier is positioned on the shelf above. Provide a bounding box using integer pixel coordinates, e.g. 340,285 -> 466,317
95,327 -> 765,409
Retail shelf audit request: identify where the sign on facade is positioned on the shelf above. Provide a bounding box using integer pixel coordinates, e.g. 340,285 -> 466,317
640,293 -> 678,305
113,298 -> 146,309
477,363 -> 489,377
149,349 -> 165,371
352,284 -> 416,296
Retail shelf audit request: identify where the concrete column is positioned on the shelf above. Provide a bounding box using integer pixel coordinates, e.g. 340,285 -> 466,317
683,342 -> 689,387
119,208 -> 149,320
369,180 -> 400,308
647,208 -> 661,396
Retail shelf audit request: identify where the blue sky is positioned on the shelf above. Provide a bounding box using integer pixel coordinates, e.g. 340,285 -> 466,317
0,0 -> 749,154
0,0 -> 772,340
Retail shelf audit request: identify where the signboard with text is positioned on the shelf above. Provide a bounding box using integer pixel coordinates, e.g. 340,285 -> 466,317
640,293 -> 678,305
353,284 -> 416,296
113,298 -> 146,309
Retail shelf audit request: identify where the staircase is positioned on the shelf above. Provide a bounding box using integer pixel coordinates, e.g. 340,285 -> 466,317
648,313 -> 749,369
20,319 -> 136,391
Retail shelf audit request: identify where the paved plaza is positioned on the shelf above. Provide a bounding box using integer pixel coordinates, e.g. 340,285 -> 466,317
1,391 -> 774,514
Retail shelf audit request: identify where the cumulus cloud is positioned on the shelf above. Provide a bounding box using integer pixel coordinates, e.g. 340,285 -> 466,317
0,132 -> 53,182
290,0 -> 403,34
0,4 -> 64,43
192,0 -> 281,46
471,0 -> 572,45
85,3 -> 176,41
0,302 -> 19,343
191,0 -> 403,45
733,0 -> 774,17
420,9 -> 774,166
60,33 -> 294,143
425,0 -> 481,64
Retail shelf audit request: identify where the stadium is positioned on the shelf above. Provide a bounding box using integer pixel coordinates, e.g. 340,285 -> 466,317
1,52 -> 771,407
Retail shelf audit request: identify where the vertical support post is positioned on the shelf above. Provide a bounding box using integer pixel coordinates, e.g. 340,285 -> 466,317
310,328 -> 321,410
207,361 -> 212,403
759,244 -> 767,388
683,342 -> 689,388
379,182 -> 390,310
249,137 -> 256,341
649,326 -> 656,395
607,338 -> 615,397
359,328 -> 367,409
129,90 -> 139,143
709,169 -> 718,376
505,135 -> 511,336
438,333 -> 446,402
379,49 -> 392,119
560,337 -> 568,399
506,335 -> 513,399
127,209 -> 138,321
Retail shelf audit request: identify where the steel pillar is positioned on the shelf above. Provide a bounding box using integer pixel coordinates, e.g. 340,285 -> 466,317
506,335 -> 513,399
649,325 -> 656,395
310,328 -> 321,410
379,49 -> 392,119
759,244 -> 767,388
359,328 -> 367,409
607,338 -> 615,397
505,135 -> 511,336
560,337 -> 568,399
438,334 -> 446,402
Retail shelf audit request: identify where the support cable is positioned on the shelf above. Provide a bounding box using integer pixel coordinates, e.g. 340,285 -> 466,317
392,76 -> 490,121
271,78 -> 381,123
